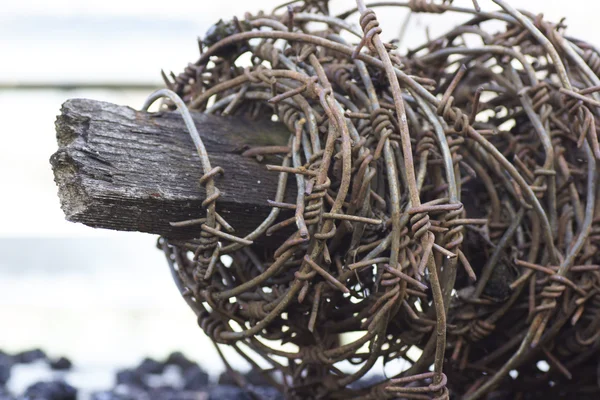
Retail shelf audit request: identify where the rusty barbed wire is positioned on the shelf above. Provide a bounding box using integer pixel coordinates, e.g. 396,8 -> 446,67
147,0 -> 600,398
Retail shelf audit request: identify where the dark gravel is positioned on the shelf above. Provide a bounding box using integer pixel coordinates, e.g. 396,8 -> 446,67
164,352 -> 196,372
14,349 -> 46,365
48,357 -> 72,371
90,391 -> 135,400
0,386 -> 14,400
182,364 -> 209,390
244,369 -> 271,387
23,381 -> 77,400
0,348 -> 285,400
349,374 -> 385,390
247,385 -> 285,400
0,353 -> 12,386
208,385 -> 252,400
135,358 -> 164,376
115,369 -> 148,389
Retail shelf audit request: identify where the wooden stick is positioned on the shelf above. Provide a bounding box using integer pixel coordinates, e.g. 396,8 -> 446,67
50,99 -> 291,241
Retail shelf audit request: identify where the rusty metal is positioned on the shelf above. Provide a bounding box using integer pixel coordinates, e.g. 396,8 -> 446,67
147,0 -> 600,398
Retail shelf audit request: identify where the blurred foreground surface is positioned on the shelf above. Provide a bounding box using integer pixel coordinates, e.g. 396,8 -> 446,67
0,347 -> 286,400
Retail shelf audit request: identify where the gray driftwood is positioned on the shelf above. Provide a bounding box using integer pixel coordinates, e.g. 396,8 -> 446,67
51,99 -> 292,241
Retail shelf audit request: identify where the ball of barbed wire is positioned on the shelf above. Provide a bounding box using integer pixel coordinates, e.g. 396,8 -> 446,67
156,1 -> 600,399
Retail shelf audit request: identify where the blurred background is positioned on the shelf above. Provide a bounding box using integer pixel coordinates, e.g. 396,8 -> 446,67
1,0 -> 598,396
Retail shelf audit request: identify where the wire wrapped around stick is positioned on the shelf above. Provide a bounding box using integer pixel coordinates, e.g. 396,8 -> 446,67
148,1 -> 600,398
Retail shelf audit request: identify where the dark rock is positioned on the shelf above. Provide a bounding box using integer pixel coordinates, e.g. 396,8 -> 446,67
183,365 -> 209,390
247,385 -> 284,400
0,386 -> 14,400
23,381 -> 76,400
165,352 -> 196,372
115,369 -> 147,388
244,369 -> 271,386
209,385 -> 252,400
90,391 -> 135,400
15,349 -> 46,364
218,371 -> 238,386
136,357 -> 165,375
220,370 -> 275,386
348,375 -> 384,390
0,352 -> 12,363
108,385 -> 149,400
148,386 -> 175,399
0,367 -> 9,387
49,357 -> 72,371
0,354 -> 12,386
149,387 -> 205,400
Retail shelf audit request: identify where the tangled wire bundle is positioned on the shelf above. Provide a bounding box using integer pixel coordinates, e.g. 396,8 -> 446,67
146,0 -> 600,398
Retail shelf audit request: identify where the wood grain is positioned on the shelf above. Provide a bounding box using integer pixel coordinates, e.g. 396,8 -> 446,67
50,99 -> 294,241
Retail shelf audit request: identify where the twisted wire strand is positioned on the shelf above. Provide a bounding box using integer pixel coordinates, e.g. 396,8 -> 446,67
148,2 -> 600,399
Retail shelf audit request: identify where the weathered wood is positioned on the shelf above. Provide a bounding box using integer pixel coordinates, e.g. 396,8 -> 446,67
51,99 -> 294,240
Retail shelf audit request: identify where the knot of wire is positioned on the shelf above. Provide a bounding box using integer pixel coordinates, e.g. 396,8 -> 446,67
147,0 -> 600,399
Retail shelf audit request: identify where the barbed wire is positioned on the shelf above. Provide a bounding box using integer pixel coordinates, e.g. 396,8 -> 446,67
148,0 -> 600,398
